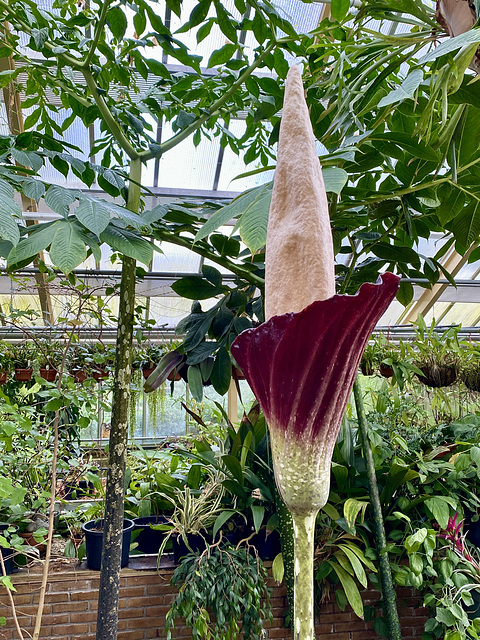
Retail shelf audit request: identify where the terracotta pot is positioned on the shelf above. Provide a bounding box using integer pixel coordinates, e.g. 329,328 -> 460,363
14,369 -> 33,382
417,364 -> 457,388
142,368 -> 155,379
92,368 -> 109,381
71,369 -> 88,383
40,368 -> 58,382
379,364 -> 394,378
360,363 -> 375,376
0,371 -> 8,385
167,370 -> 181,382
19,532 -> 46,555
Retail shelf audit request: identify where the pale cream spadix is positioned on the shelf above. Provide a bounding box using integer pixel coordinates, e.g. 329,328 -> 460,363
265,65 -> 335,321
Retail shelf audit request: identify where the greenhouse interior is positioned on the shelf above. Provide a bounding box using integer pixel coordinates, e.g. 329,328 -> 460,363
1,0 -> 480,639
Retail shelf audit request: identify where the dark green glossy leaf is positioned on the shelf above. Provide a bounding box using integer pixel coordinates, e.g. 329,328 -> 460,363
171,276 -> 226,300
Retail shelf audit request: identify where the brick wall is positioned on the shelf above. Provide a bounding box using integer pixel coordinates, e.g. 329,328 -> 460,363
0,564 -> 428,640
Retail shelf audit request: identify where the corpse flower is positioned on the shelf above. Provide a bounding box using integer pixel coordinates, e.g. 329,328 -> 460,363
230,66 -> 400,640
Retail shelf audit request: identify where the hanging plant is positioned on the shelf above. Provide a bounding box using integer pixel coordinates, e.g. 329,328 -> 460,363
129,369 -> 143,437
411,315 -> 461,388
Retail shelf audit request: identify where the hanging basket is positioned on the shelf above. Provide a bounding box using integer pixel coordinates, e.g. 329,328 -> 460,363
0,371 -> 8,384
39,368 -> 58,382
462,368 -> 480,392
379,364 -> 394,378
417,364 -> 458,388
14,368 -> 33,382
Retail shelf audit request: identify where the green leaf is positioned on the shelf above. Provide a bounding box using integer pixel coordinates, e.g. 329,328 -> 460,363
44,185 -> 76,216
331,0 -> 350,21
437,186 -> 465,225
378,70 -> 424,108
452,200 -> 480,253
271,552 -> 284,583
22,179 -> 45,202
0,199 -> 21,246
436,607 -> 457,626
322,503 -> 340,520
171,276 -> 226,300
202,264 -> 222,286
212,510 -> 236,539
238,186 -> 272,254
195,183 -> 272,242
107,6 -> 128,39
210,347 -> 231,395
369,132 -> 439,162
187,365 -> 203,402
49,221 -> 87,273
397,281 -> 414,306
75,197 -> 110,237
343,498 -> 368,530
337,544 -> 368,588
251,504 -> 265,533
405,528 -> 427,553
207,44 -> 238,68
419,28 -> 480,63
322,167 -> 348,194
425,497 -> 450,528
11,148 -> 43,171
7,223 -> 57,266
328,562 -> 364,619
100,227 -> 153,265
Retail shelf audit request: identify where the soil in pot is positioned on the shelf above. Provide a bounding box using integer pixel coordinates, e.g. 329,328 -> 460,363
133,515 -> 168,554
172,532 -> 212,563
82,519 -> 134,570
417,364 -> 457,388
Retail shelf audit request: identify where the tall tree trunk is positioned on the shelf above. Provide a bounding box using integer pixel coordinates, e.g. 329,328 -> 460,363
96,157 -> 141,640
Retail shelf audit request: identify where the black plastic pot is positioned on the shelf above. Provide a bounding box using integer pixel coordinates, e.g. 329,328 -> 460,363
0,523 -> 18,575
82,519 -> 134,570
172,532 -> 211,564
133,515 -> 168,554
250,528 -> 281,561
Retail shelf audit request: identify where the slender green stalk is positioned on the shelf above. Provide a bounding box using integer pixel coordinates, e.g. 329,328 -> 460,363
140,40 -> 280,161
292,512 -> 317,640
275,489 -> 295,626
82,0 -> 111,68
82,69 -> 139,160
353,378 -> 401,640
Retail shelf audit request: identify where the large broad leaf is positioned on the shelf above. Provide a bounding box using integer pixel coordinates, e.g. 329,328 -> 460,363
75,197 -> 111,237
437,186 -> 465,225
419,27 -> 480,64
195,183 -> 272,242
98,200 -> 146,231
458,106 -> 480,166
171,276 -> 226,300
0,179 -> 14,200
22,178 -> 45,202
343,498 -> 368,531
425,496 -> 451,529
100,226 -> 153,265
452,200 -> 480,253
322,167 -> 348,194
0,199 -> 21,246
369,132 -> 439,162
210,346 -> 231,395
237,186 -> 271,253
44,185 -> 77,216
187,364 -> 203,402
49,220 -> 88,273
7,222 -> 59,266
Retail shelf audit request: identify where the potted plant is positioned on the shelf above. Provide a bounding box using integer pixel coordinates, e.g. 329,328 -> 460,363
460,343 -> 480,392
84,343 -> 115,381
134,344 -> 165,379
67,344 -> 91,383
12,342 -> 35,382
36,339 -> 63,381
166,544 -> 272,640
411,315 -> 461,388
0,342 -> 15,384
158,477 -> 224,564
360,340 -> 378,376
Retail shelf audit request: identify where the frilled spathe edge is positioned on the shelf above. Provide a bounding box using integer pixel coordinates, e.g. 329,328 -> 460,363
231,273 -> 400,445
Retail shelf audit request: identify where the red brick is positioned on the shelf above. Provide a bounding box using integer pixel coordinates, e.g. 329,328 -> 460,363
70,611 -> 97,623
52,601 -> 87,613
118,607 -> 145,619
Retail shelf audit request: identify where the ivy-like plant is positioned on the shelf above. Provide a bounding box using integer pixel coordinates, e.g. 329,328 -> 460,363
166,545 -> 272,640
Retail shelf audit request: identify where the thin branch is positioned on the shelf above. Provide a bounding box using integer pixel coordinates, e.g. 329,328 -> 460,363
82,70 -> 140,160
140,39 -> 281,161
0,554 -> 26,640
82,0 -> 112,69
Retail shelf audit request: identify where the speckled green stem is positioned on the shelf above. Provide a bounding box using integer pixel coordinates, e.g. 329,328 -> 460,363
292,512 -> 317,640
275,490 -> 295,627
353,378 -> 401,640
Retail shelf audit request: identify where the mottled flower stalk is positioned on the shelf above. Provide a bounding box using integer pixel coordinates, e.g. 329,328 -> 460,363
232,66 -> 400,640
